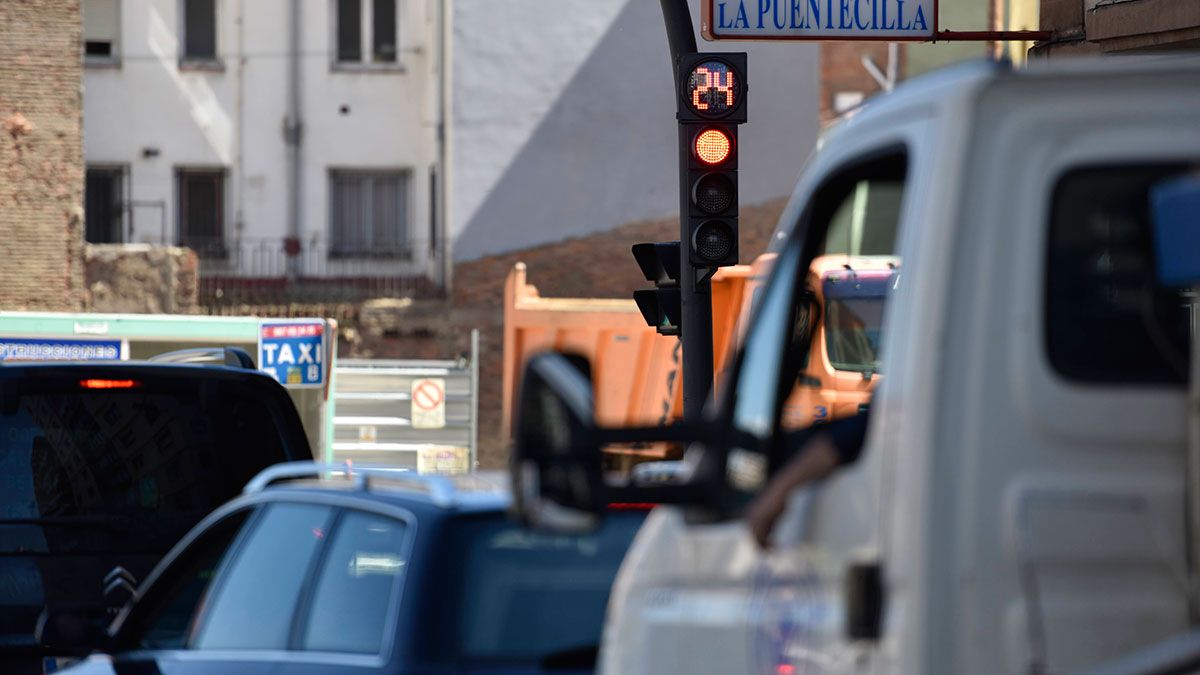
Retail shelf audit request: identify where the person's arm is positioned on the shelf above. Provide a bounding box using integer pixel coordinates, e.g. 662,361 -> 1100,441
745,411 -> 870,549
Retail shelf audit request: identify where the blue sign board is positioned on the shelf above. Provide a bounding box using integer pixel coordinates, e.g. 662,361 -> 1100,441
703,0 -> 935,41
0,337 -> 125,361
258,320 -> 326,388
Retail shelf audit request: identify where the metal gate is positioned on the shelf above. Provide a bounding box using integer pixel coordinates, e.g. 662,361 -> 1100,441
331,330 -> 479,472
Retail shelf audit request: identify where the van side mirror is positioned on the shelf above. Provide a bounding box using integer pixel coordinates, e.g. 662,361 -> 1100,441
510,352 -> 717,531
511,352 -> 607,532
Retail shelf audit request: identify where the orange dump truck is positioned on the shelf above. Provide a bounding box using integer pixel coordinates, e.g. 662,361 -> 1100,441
502,255 -> 895,465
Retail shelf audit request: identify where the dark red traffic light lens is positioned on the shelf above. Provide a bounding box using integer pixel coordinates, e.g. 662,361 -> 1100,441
693,220 -> 735,262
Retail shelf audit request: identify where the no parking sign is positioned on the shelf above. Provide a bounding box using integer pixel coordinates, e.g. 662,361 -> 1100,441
410,378 -> 446,429
258,320 -> 327,388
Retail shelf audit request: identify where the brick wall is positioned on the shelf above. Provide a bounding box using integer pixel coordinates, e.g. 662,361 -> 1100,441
0,0 -> 84,311
344,198 -> 789,469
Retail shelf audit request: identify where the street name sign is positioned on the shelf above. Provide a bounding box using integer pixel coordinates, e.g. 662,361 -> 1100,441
702,0 -> 935,41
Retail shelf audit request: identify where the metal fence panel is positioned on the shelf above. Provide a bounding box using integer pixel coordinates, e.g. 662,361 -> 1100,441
331,332 -> 478,472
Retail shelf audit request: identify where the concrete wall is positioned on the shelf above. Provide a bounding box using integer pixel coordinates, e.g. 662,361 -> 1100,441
0,0 -> 85,311
83,0 -> 440,277
450,0 -> 819,261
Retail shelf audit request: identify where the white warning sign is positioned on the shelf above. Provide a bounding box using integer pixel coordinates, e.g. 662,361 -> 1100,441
410,378 -> 446,430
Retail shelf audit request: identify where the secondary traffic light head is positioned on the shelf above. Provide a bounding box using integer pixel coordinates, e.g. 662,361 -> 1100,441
678,53 -> 745,269
632,241 -> 681,285
632,242 -> 682,336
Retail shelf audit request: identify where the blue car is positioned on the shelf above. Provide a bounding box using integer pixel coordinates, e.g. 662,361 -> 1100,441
56,463 -> 648,675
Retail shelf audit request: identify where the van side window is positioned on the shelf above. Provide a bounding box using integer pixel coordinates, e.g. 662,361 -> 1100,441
1046,165 -> 1194,385
725,151 -> 907,493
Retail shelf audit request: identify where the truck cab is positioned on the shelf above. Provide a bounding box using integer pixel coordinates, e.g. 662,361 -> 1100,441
509,56 -> 1200,675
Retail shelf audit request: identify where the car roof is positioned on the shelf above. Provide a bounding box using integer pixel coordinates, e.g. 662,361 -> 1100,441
243,464 -> 513,515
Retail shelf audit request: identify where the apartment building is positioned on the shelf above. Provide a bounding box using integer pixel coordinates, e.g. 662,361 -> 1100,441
82,0 -> 445,289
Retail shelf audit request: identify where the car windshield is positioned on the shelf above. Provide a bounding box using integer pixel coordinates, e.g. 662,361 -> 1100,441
432,510 -> 646,664
0,376 -> 291,555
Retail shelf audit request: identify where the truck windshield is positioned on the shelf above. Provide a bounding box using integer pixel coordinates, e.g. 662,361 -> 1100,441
824,276 -> 891,373
432,510 -> 646,665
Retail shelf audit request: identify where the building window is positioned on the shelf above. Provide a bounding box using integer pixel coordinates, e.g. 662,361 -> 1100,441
182,0 -> 217,63
336,0 -> 399,65
85,166 -> 126,243
330,170 -> 409,257
177,169 -> 226,258
83,0 -> 120,62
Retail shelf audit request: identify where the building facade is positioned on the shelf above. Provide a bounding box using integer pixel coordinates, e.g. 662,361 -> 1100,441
449,0 -> 820,263
1034,0 -> 1200,56
82,0 -> 445,291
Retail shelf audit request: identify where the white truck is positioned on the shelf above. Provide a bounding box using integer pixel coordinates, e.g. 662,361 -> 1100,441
510,56 -> 1200,675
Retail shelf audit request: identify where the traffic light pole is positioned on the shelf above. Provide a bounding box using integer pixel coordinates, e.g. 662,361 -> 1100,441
660,0 -> 715,421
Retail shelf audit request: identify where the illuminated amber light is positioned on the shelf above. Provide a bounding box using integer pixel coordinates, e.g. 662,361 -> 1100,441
694,129 -> 732,165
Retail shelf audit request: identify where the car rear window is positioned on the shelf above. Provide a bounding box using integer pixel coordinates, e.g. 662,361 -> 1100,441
0,373 -> 295,554
431,510 -> 645,664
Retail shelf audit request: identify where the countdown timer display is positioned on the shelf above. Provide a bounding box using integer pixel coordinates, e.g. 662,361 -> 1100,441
685,61 -> 738,117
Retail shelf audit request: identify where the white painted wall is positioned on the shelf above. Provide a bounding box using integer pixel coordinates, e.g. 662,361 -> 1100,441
450,0 -> 820,261
83,0 -> 441,278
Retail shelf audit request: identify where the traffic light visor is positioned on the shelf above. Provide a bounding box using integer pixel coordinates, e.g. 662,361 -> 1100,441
695,128 -> 733,165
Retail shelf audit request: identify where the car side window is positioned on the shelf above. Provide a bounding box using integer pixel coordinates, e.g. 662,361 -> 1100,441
124,510 -> 252,650
725,151 -> 907,493
300,510 -> 409,655
190,503 -> 334,650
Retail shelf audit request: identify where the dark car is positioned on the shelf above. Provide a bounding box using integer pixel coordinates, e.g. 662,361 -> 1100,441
0,360 -> 311,673
57,462 -> 648,675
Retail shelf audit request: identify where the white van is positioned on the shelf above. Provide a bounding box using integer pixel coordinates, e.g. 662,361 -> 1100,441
510,56 -> 1200,675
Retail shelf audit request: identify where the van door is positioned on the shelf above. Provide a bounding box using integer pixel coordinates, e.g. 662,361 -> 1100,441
925,74 -> 1200,674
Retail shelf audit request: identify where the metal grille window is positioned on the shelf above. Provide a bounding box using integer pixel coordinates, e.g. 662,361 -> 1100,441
330,171 -> 409,257
83,0 -> 120,62
85,166 -> 126,243
182,0 -> 217,62
178,169 -> 226,258
336,0 -> 399,65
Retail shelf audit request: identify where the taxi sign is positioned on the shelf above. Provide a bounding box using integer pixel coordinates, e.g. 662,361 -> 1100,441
257,320 -> 326,388
702,0 -> 935,41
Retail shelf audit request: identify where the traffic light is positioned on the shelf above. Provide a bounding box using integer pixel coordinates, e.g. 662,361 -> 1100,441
632,242 -> 682,336
677,53 -> 746,268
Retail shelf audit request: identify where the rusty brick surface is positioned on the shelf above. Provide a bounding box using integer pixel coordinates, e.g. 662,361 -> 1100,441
0,0 -> 84,311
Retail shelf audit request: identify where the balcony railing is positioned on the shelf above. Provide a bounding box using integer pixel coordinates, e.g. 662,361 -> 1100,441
194,237 -> 442,309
